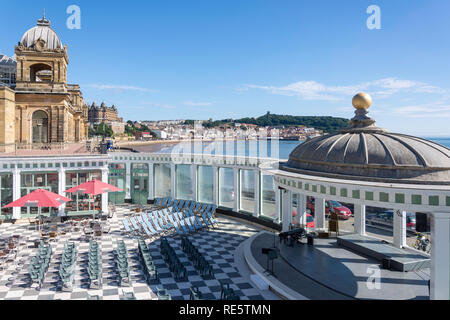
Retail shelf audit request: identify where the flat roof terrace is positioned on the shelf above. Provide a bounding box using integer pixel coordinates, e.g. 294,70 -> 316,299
0,142 -> 100,158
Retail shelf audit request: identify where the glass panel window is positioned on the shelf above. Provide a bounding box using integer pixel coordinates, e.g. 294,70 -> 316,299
176,165 -> 193,200
20,172 -> 59,217
154,164 -> 171,198
219,168 -> 234,209
240,170 -> 255,213
261,174 -> 276,219
198,166 -> 213,204
0,174 -> 13,216
65,171 -> 102,213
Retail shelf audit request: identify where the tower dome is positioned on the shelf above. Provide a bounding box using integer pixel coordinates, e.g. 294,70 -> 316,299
283,93 -> 450,185
19,14 -> 63,50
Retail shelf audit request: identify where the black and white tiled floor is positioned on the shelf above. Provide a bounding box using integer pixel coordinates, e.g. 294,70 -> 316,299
0,206 -> 264,300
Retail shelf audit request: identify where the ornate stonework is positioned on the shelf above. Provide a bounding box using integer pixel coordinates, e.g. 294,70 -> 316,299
0,14 -> 89,150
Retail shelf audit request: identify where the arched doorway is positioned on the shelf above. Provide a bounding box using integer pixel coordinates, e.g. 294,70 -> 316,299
32,111 -> 49,144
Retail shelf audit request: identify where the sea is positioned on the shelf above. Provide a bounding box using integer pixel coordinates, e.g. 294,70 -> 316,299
131,137 -> 450,160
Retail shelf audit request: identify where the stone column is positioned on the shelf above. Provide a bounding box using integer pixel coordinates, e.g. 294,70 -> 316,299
430,212 -> 450,300
253,170 -> 260,218
393,209 -> 407,248
148,163 -> 154,201
354,204 -> 366,235
315,197 -> 326,230
212,166 -> 218,206
281,189 -> 291,232
12,169 -> 21,220
233,168 -> 239,212
125,162 -> 131,200
58,167 -> 66,216
101,168 -> 109,215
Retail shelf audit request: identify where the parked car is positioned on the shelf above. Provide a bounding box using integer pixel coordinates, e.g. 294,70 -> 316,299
292,210 -> 315,229
306,197 -> 353,220
366,210 -> 416,231
305,213 -> 315,228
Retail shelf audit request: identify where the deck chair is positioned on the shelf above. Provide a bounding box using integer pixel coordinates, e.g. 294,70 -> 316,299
152,216 -> 167,236
129,217 -> 142,233
201,213 -> 213,229
193,202 -> 202,213
122,219 -> 134,235
183,200 -> 191,210
207,211 -> 219,226
178,218 -> 191,234
192,216 -> 205,231
143,213 -> 159,235
184,217 -> 196,233
154,198 -> 163,207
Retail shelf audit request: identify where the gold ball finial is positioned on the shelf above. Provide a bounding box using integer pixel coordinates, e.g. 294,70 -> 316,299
352,92 -> 372,110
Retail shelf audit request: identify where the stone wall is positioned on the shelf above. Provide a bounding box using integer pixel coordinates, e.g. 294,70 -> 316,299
0,87 -> 16,152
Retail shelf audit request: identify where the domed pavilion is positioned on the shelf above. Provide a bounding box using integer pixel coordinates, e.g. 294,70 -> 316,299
262,93 -> 450,300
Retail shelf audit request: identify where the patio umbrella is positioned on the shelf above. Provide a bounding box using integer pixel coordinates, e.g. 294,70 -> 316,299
3,189 -> 72,237
64,180 -> 123,221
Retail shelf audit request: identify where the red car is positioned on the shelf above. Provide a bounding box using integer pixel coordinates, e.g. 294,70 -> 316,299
291,211 -> 315,228
307,197 -> 353,220
305,213 -> 315,228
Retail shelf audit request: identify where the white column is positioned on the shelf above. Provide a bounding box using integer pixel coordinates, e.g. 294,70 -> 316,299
170,164 -> 176,199
58,167 -> 66,217
191,164 -> 198,202
125,162 -> 131,200
430,212 -> 450,300
253,170 -> 260,218
298,193 -> 307,227
12,169 -> 21,220
281,189 -> 291,232
354,204 -> 366,235
212,166 -> 218,206
393,209 -> 407,248
275,187 -> 281,224
315,197 -> 326,230
148,163 -> 154,200
101,168 -> 109,215
233,168 -> 239,212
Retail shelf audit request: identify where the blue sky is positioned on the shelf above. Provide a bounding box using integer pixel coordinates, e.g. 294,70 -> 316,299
2,0 -> 450,136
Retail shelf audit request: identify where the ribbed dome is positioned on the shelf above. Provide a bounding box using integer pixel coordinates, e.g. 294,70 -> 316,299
20,17 -> 63,50
283,94 -> 450,185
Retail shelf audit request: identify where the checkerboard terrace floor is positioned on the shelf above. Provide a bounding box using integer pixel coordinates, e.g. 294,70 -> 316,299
0,205 -> 266,300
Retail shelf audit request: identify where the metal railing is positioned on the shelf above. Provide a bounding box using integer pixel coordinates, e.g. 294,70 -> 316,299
0,141 -> 102,157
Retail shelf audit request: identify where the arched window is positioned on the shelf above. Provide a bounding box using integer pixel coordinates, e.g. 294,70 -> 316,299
30,63 -> 52,82
32,111 -> 49,144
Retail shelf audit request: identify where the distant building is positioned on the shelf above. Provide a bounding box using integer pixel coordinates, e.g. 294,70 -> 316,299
135,131 -> 152,140
152,129 -> 168,139
88,102 -> 125,135
0,54 -> 16,87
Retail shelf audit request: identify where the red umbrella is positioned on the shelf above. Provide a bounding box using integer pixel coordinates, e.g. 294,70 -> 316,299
3,189 -> 72,236
65,179 -> 122,196
65,180 -> 123,220
4,189 -> 72,208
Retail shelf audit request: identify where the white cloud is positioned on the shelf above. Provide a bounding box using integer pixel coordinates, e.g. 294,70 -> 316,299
246,78 -> 444,101
393,103 -> 450,118
183,101 -> 213,107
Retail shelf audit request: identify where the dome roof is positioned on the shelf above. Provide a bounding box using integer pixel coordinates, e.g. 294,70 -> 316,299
20,16 -> 63,50
283,93 -> 450,185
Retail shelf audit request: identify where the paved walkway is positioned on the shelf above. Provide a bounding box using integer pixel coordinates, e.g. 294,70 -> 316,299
0,206 -> 268,300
